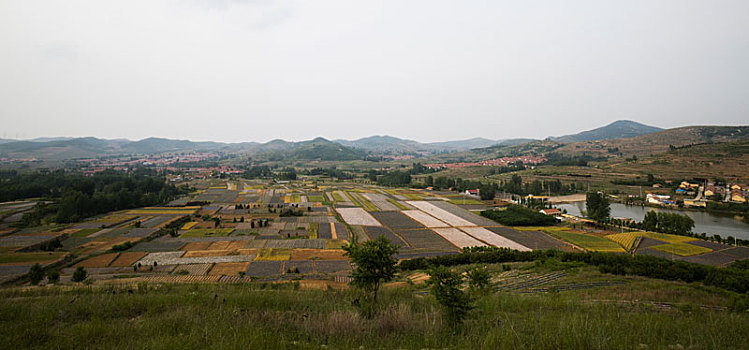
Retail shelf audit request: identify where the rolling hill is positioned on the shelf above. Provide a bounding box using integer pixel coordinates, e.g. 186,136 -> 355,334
547,120 -> 663,142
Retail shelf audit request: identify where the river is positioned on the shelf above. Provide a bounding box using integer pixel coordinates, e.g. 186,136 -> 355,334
556,202 -> 749,240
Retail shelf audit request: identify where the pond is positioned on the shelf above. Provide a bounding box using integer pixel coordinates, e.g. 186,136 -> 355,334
556,202 -> 749,240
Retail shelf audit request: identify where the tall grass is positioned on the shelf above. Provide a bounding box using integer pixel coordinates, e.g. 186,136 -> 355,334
1,281 -> 747,349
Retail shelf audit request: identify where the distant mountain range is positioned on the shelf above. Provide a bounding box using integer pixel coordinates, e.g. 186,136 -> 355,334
0,120 -> 717,161
333,136 -> 517,154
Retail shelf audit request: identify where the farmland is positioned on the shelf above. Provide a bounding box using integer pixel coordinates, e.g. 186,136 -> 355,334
649,242 -> 714,257
0,170 -> 748,348
0,178 -> 607,285
545,230 -> 626,253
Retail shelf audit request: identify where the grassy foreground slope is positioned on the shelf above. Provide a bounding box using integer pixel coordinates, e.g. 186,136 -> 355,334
2,263 -> 748,349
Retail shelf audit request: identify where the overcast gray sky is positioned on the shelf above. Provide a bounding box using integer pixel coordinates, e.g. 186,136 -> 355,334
1,1 -> 747,143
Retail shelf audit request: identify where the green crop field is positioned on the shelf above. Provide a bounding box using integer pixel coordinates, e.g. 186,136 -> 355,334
347,192 -> 378,212
650,242 -> 713,257
70,228 -> 101,238
551,231 -> 625,253
0,251 -> 66,264
308,195 -> 325,202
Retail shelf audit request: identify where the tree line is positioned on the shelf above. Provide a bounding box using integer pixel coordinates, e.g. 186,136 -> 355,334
13,170 -> 187,227
398,248 -> 749,294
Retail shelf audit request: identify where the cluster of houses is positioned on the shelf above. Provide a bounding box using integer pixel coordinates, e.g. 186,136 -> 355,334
646,180 -> 747,207
704,183 -> 746,203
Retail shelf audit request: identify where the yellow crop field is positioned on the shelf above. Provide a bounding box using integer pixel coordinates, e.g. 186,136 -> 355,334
181,222 -> 198,230
641,232 -> 697,244
650,242 -> 712,257
606,231 -> 697,250
255,248 -> 292,261
605,232 -> 640,250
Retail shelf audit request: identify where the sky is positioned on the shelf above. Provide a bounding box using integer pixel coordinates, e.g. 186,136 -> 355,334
1,1 -> 748,143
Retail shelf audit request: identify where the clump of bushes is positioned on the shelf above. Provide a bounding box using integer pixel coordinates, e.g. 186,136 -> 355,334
111,241 -> 134,252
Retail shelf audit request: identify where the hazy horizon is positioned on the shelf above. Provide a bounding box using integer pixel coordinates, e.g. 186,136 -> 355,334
2,1 -> 748,143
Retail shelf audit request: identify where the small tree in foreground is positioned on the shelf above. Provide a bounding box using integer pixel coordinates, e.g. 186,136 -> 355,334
343,236 -> 399,317
72,266 -> 88,283
428,266 -> 474,327
28,263 -> 44,285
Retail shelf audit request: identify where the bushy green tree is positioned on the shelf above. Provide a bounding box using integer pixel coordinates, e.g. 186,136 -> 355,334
586,192 -> 610,221
342,236 -> 399,315
428,266 -> 474,326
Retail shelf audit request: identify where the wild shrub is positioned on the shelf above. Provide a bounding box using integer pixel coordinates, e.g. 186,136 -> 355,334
28,263 -> 44,285
46,270 -> 60,284
466,266 -> 491,294
72,267 -> 88,282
